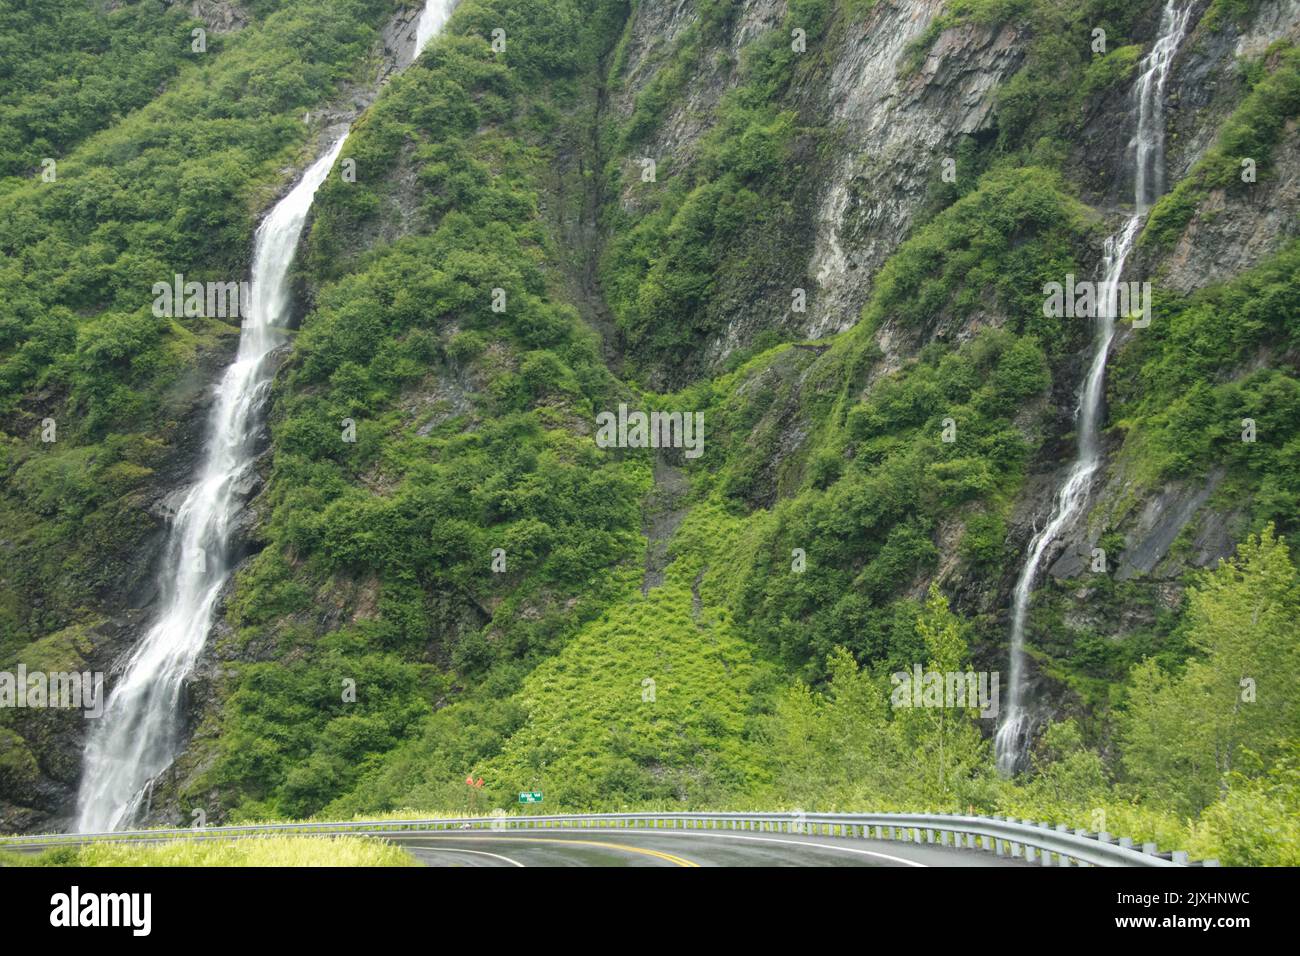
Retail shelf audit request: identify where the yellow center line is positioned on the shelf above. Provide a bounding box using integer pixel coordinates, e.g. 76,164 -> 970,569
427,835 -> 701,867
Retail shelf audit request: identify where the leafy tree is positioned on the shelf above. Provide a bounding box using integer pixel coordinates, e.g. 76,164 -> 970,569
892,585 -> 989,805
763,646 -> 896,808
1199,745 -> 1300,865
1023,719 -> 1110,809
1121,526 -> 1300,812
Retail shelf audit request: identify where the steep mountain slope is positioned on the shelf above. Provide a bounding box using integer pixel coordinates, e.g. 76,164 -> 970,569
0,0 -> 449,829
1,0 -> 1298,862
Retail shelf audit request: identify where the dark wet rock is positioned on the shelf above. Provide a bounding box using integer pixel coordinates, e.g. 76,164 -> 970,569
1114,469 -> 1222,580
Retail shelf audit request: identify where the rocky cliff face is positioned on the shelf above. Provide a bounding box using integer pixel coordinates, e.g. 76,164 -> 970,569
1161,0 -> 1300,291
1047,0 -> 1300,576
184,0 -> 251,34
610,0 -> 1026,366
802,5 -> 1021,339
606,0 -> 1298,739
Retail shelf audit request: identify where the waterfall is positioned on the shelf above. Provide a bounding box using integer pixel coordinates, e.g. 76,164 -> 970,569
415,0 -> 455,52
994,1 -> 1193,775
74,1 -> 458,834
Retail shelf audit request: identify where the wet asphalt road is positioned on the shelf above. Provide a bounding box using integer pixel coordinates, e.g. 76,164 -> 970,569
381,828 -> 1028,867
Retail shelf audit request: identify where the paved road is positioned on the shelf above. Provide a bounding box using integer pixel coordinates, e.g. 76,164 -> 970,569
376,828 -> 1026,867
3,827 -> 1029,867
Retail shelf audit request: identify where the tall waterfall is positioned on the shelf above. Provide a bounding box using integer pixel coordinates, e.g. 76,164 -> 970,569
75,1 -> 458,834
994,1 -> 1193,775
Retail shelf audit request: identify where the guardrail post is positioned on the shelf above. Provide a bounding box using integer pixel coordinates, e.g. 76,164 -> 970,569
1004,818 -> 1020,858
1073,829 -> 1094,866
1055,824 -> 1072,865
1036,824 -> 1051,865
1171,851 -> 1188,864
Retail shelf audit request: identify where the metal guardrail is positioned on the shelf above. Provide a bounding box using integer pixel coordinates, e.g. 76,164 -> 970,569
0,811 -> 1215,866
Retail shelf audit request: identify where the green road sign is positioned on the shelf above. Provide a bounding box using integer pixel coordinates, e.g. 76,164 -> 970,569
518,791 -> 543,804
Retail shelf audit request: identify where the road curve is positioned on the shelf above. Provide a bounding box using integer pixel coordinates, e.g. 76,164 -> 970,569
377,828 -> 1027,867
3,826 -> 1031,867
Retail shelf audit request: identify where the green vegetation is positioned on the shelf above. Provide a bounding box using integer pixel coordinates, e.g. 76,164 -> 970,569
1143,42 -> 1300,249
1,835 -> 415,867
600,0 -> 844,383
1108,242 -> 1300,533
1120,526 -> 1300,814
487,506 -> 769,808
997,529 -> 1300,864
760,587 -> 991,809
853,166 -> 1091,350
0,0 -> 403,652
191,0 -> 648,821
732,323 -> 1055,677
0,0 -> 202,180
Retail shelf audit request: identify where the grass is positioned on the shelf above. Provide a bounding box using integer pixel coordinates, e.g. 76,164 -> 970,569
485,505 -> 775,809
0,836 -> 416,867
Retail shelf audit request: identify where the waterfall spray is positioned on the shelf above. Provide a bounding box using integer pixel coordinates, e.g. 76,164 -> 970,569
75,1 -> 459,834
994,1 -> 1193,774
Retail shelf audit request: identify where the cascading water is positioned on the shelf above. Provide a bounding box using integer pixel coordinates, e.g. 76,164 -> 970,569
994,1 -> 1193,775
75,0 -> 458,833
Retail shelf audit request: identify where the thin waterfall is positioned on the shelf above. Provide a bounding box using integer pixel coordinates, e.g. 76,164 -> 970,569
994,1 -> 1193,775
75,1 -> 458,833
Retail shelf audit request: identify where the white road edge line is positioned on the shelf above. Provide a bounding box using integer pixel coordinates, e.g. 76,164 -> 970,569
410,845 -> 525,867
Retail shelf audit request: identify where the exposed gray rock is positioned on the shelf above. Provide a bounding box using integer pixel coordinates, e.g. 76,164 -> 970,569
613,0 -> 787,179
1164,124 -> 1300,292
609,0 -> 1024,373
1114,469 -> 1221,580
176,0 -> 250,34
378,3 -> 432,83
803,4 -> 1022,340
1159,0 -> 1300,293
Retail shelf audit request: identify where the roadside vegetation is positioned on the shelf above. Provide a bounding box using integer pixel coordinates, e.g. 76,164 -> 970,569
0,835 -> 414,867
